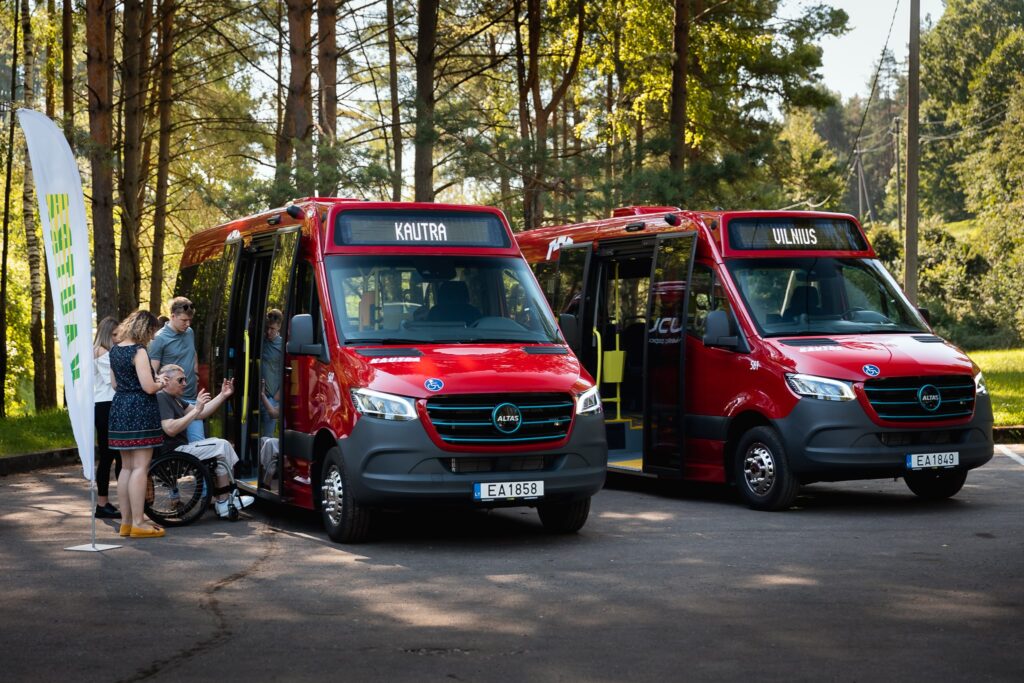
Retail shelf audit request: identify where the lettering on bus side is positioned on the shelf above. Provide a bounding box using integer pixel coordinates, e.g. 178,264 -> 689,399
394,221 -> 448,242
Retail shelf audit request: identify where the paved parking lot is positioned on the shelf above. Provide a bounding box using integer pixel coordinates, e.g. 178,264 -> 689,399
1,449 -> 1022,682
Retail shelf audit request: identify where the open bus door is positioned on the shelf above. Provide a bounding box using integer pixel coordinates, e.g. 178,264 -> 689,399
553,243 -> 593,357
642,232 -> 698,475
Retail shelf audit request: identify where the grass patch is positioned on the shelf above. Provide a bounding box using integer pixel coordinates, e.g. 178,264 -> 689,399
971,349 -> 1024,427
0,409 -> 75,457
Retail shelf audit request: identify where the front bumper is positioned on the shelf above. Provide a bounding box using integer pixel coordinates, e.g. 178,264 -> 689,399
338,412 -> 608,506
774,394 -> 994,483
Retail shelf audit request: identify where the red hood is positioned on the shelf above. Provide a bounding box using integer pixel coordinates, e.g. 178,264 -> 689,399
349,345 -> 586,398
767,335 -> 976,381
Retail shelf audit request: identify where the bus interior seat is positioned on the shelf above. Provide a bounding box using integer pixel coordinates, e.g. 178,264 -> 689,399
427,280 -> 481,325
782,285 -> 821,321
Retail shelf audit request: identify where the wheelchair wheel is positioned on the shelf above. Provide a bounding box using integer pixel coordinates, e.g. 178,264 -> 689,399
146,452 -> 214,527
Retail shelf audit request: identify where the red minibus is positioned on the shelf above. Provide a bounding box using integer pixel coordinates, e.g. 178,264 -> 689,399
517,207 -> 994,510
176,199 -> 607,541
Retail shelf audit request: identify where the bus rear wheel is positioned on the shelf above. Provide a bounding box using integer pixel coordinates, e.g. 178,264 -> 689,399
904,469 -> 967,500
320,447 -> 371,543
537,496 -> 591,533
734,426 -> 800,511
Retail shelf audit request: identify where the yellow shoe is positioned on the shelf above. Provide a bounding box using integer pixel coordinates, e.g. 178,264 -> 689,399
119,523 -> 132,537
129,525 -> 165,538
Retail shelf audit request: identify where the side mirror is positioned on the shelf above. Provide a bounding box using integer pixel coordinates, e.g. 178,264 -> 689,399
917,307 -> 931,324
703,309 -> 740,350
287,314 -> 323,356
558,313 -> 580,351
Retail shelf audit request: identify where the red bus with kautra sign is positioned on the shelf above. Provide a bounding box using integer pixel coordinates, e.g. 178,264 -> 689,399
517,207 -> 994,509
175,199 -> 607,542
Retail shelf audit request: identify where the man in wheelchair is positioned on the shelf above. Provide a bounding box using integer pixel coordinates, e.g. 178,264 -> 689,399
156,364 -> 254,518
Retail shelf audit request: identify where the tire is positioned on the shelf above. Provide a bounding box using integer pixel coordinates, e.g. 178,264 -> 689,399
146,452 -> 213,527
904,469 -> 968,500
734,426 -> 800,511
320,447 -> 371,543
537,496 -> 591,534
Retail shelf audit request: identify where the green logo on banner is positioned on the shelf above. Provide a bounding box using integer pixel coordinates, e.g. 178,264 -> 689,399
46,193 -> 79,383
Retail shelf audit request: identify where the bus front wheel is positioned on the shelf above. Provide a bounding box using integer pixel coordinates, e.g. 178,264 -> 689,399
320,447 -> 371,543
734,426 -> 800,511
537,496 -> 591,533
904,469 -> 967,500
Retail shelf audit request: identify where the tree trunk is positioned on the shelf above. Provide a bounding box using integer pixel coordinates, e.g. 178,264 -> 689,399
386,0 -> 402,201
21,0 -> 47,411
150,0 -> 175,314
87,0 -> 117,320
317,0 -> 339,196
63,0 -> 73,147
42,0 -> 58,409
272,0 -> 292,205
117,0 -> 146,317
286,0 -> 314,196
668,0 -> 689,174
0,0 -> 21,417
414,0 -> 438,202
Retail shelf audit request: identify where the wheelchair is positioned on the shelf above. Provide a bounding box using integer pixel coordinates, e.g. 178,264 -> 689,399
144,450 -> 245,526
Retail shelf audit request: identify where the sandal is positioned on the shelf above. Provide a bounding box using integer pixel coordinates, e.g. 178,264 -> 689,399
129,525 -> 165,538
119,523 -> 132,537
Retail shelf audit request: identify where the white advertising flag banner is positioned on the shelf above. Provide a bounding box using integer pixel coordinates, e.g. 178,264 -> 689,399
17,109 -> 95,481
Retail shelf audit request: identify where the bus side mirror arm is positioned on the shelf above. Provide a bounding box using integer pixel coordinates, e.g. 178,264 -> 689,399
287,313 -> 324,356
703,309 -> 747,352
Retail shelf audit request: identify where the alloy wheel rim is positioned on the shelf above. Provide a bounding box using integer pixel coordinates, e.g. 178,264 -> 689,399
322,465 -> 344,526
743,443 -> 776,496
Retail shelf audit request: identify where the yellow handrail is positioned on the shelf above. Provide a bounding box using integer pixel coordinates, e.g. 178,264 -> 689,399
242,329 -> 251,429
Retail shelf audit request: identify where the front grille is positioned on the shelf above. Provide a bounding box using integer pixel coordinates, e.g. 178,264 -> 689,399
863,375 -> 975,422
425,393 -> 574,445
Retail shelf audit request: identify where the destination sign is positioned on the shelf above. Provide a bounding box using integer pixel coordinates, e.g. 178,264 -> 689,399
728,218 -> 868,252
335,210 -> 510,248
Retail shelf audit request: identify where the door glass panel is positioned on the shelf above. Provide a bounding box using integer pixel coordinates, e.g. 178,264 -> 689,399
258,230 -> 298,492
644,233 -> 697,472
554,244 -> 591,352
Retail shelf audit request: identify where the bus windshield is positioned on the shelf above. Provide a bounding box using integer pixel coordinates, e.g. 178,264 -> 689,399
325,255 -> 562,344
726,257 -> 929,337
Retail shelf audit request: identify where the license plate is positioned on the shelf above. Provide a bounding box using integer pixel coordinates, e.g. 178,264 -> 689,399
906,452 -> 959,469
473,480 -> 544,501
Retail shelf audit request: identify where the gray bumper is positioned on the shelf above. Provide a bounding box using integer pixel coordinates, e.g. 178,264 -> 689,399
337,413 -> 608,506
774,395 -> 994,483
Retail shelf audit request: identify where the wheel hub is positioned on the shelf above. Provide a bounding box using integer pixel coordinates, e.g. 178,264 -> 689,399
743,443 -> 776,496
322,466 -> 344,526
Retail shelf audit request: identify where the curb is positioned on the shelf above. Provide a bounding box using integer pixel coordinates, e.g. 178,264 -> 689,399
0,447 -> 80,476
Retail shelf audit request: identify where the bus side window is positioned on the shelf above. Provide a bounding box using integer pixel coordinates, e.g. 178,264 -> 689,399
686,265 -> 713,337
292,258 -> 324,344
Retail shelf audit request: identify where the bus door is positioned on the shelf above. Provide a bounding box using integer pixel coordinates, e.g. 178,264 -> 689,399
643,232 -> 698,475
205,235 -> 241,444
553,243 -> 593,358
254,227 -> 301,495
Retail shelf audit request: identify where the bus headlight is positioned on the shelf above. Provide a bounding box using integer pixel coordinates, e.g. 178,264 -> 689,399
350,388 -> 418,421
576,386 -> 603,415
785,373 -> 855,401
975,372 -> 988,396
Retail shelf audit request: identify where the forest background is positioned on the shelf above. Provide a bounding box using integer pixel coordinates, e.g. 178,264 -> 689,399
0,0 -> 1021,421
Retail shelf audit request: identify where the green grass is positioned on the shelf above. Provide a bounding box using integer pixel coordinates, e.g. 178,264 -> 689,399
971,349 -> 1024,427
0,409 -> 75,457
943,218 -> 982,242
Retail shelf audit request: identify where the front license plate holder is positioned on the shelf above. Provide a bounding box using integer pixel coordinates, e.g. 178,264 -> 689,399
473,480 -> 544,502
906,451 -> 959,470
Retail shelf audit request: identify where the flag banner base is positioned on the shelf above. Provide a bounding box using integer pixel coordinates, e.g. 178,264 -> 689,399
65,543 -> 121,552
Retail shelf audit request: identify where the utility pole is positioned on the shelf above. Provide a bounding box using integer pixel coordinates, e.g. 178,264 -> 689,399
894,116 -> 903,241
905,0 -> 920,304
855,149 -> 863,221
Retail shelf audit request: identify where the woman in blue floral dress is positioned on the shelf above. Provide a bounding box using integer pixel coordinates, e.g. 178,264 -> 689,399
109,310 -> 167,538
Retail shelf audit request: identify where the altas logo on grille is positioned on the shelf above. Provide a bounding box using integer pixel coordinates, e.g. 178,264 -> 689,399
918,384 -> 942,412
492,402 -> 522,434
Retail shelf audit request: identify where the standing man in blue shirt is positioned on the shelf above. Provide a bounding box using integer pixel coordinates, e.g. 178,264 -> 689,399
149,297 -> 204,442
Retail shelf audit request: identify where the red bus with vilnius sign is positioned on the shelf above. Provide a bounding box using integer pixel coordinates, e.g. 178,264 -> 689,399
517,207 -> 993,510
174,199 -> 607,542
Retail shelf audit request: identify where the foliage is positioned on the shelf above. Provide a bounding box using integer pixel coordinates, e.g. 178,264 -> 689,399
0,408 -> 74,456
971,349 -> 1024,427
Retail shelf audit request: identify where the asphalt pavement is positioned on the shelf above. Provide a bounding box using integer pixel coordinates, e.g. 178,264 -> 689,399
1,447 -> 1023,682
